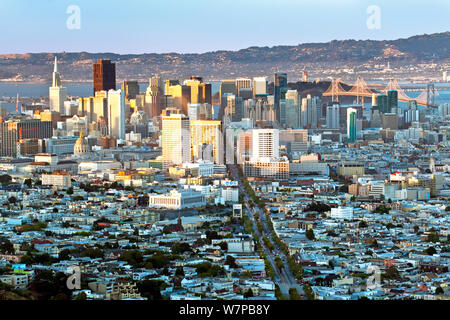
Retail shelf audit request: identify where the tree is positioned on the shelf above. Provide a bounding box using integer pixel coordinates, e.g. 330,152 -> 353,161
385,265 -> 401,280
66,187 -> 74,195
136,280 -> 167,300
371,240 -> 379,248
427,232 -> 440,243
225,255 -> 237,268
194,262 -> 224,278
0,174 -> 12,186
359,221 -> 368,228
435,286 -> 444,295
303,284 -> 315,300
0,238 -> 14,254
243,288 -> 254,298
24,178 -> 33,188
175,266 -> 185,278
171,242 -> 191,254
30,270 -> 73,300
218,241 -> 228,251
8,196 -> 18,204
289,287 -> 301,300
76,292 -> 87,300
306,229 -> 315,241
58,249 -> 72,261
424,246 -> 437,255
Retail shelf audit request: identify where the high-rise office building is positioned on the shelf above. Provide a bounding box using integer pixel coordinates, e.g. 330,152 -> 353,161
300,95 -> 320,128
253,77 -> 267,96
224,95 -> 244,122
185,77 -> 212,105
347,108 -> 357,143
326,103 -> 340,129
377,94 -> 389,114
93,59 -> 116,95
78,97 -> 94,123
49,57 -> 67,114
121,81 -> 140,103
280,99 -> 300,128
10,119 -> 53,140
235,78 -> 251,96
219,80 -> 236,121
285,90 -> 300,106
0,122 -> 17,157
187,103 -> 213,121
161,114 -> 191,168
93,91 -> 108,126
190,120 -> 223,164
145,75 -> 164,118
237,131 -> 253,163
251,128 -> 279,160
166,84 -> 191,114
274,73 -> 288,121
387,90 -> 398,113
107,89 -> 125,140
382,113 -> 399,130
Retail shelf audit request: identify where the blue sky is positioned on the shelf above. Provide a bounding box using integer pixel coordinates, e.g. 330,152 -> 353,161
0,0 -> 449,54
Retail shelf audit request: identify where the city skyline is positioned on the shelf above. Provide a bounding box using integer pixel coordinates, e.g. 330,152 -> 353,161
0,0 -> 448,307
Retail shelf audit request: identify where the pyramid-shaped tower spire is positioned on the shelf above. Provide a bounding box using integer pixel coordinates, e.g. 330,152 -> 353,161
52,56 -> 61,87
54,56 -> 58,73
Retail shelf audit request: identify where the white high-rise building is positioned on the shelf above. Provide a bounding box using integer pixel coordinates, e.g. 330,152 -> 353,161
300,95 -> 319,128
107,89 -> 125,140
190,120 -> 224,164
326,103 -> 340,129
253,77 -> 267,95
49,57 -> 67,114
162,114 -> 191,168
285,89 -> 300,105
251,128 -> 279,160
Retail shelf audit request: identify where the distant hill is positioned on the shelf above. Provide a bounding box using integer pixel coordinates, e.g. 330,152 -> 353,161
0,32 -> 449,82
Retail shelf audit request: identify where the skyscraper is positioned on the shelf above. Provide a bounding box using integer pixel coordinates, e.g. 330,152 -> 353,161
224,95 -> 244,122
235,78 -> 251,97
165,84 -> 191,114
121,81 -> 140,103
145,75 -> 164,118
185,77 -> 212,104
253,77 -> 267,96
377,94 -> 388,114
219,80 -> 237,121
300,95 -> 320,128
190,120 -> 223,164
93,59 -> 116,95
161,114 -> 191,168
326,103 -> 340,129
252,128 -> 279,160
274,73 -> 288,121
107,89 -> 125,140
387,90 -> 398,113
280,99 -> 300,128
49,57 -> 67,114
347,108 -> 357,143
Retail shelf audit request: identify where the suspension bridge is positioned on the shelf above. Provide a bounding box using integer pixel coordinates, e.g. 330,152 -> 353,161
322,77 -> 440,108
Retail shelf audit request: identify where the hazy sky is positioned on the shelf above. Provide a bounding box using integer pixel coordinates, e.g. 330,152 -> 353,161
0,0 -> 449,54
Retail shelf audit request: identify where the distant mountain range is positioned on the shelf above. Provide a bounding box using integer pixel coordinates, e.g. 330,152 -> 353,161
0,32 -> 449,83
